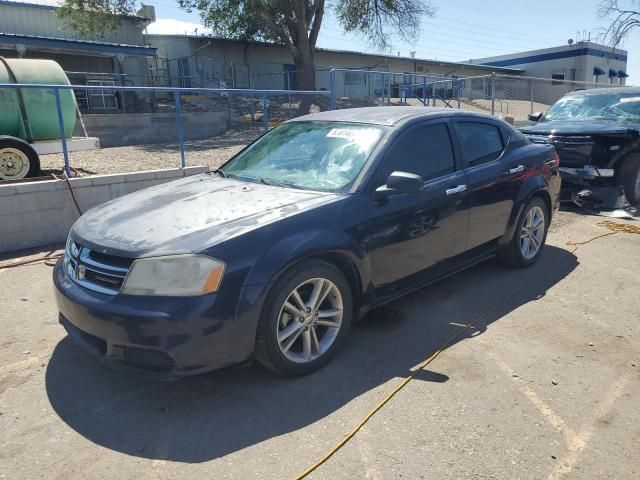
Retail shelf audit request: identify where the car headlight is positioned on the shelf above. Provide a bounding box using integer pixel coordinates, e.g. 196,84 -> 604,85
121,254 -> 226,296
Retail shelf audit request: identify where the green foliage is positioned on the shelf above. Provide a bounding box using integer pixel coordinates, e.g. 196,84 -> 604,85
179,0 -> 433,50
179,0 -> 318,46
56,0 -> 138,37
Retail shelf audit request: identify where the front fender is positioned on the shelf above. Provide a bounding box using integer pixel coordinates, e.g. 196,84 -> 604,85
498,175 -> 551,246
243,228 -> 369,292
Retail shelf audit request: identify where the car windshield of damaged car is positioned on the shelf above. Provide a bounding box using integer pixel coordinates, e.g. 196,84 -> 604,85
542,93 -> 640,122
222,122 -> 387,191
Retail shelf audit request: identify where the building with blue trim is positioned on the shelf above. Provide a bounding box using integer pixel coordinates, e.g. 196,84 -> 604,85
471,41 -> 628,105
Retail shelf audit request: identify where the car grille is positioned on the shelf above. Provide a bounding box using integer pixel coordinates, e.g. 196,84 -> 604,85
549,135 -> 594,147
63,237 -> 134,295
526,134 -> 594,146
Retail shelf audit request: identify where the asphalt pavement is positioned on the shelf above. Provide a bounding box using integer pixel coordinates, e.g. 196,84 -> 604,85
0,210 -> 638,480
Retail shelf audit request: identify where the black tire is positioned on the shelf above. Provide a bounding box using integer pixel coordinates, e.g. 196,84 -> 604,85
498,197 -> 549,268
616,153 -> 640,205
254,259 -> 353,376
0,137 -> 40,180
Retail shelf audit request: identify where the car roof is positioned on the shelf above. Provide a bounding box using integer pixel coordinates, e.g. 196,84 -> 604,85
288,106 -> 496,126
565,86 -> 640,97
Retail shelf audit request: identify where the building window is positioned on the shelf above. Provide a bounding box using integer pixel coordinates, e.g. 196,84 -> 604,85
551,72 -> 565,86
344,71 -> 366,86
87,79 -> 118,110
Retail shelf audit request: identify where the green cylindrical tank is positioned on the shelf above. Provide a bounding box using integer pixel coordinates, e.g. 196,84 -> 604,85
0,58 -> 77,140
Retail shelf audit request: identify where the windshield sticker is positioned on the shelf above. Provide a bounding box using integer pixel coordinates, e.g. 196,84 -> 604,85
620,97 -> 640,103
327,128 -> 361,139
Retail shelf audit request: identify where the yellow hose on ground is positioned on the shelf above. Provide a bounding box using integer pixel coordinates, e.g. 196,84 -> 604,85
293,221 -> 634,479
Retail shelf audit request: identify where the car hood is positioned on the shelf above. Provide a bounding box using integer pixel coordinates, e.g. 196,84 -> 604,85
72,174 -> 339,257
520,120 -> 640,136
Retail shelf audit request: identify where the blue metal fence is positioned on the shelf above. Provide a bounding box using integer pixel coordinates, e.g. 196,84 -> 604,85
327,68 -> 450,109
0,83 -> 330,176
4,70 -> 629,179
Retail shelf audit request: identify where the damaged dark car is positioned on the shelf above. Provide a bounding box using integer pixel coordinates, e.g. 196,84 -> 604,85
521,87 -> 640,207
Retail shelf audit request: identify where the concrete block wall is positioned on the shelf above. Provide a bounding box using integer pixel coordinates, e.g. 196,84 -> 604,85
78,111 -> 229,147
0,166 -> 208,254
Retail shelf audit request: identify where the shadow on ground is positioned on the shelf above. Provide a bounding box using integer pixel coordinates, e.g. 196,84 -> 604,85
45,245 -> 577,463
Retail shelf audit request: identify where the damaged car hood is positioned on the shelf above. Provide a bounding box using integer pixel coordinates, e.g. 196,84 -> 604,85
71,174 -> 339,257
520,120 -> 640,137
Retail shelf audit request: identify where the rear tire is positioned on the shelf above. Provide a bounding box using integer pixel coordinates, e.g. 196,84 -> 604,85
254,259 -> 353,376
616,153 -> 640,205
0,138 -> 40,181
498,197 -> 549,268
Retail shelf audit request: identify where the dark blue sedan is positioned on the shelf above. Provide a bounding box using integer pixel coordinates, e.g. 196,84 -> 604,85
54,107 -> 560,378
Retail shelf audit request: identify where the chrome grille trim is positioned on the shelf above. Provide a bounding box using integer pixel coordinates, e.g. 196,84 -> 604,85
64,238 -> 131,295
79,249 -> 130,274
525,134 -> 595,146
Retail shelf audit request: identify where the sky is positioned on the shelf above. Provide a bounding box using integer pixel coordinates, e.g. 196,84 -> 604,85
145,0 -> 639,83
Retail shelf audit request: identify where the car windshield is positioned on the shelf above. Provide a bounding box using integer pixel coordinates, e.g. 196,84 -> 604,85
542,92 -> 640,122
222,121 -> 387,191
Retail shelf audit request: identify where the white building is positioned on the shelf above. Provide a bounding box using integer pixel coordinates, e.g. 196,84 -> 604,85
471,41 -> 628,104
146,34 -> 523,95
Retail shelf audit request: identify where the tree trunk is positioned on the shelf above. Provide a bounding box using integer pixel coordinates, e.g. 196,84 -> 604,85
293,47 -> 316,115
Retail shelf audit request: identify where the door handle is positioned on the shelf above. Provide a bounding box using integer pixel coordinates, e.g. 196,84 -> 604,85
506,165 -> 525,175
445,185 -> 467,195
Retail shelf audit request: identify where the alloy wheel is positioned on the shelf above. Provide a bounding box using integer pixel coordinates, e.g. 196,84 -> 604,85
276,278 -> 343,363
520,205 -> 545,260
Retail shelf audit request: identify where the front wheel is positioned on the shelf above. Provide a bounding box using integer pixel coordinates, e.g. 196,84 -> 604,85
498,197 -> 549,268
255,259 -> 353,376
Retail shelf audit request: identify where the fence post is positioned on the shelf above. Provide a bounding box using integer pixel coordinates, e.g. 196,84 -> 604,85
329,70 -> 336,110
422,77 -> 427,106
53,88 -> 71,177
249,70 -> 255,121
173,90 -> 186,168
457,78 -> 461,109
263,93 -> 269,132
530,78 -> 534,114
491,74 -> 496,115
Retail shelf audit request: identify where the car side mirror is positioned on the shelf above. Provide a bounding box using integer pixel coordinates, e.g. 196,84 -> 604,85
528,112 -> 543,122
374,171 -> 424,200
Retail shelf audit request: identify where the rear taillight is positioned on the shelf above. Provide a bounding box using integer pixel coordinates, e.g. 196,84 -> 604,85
554,152 -> 561,168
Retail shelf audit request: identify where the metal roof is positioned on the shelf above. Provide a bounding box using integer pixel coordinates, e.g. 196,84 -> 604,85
0,0 -> 152,20
289,106 -> 494,126
566,86 -> 640,96
145,34 -> 524,74
0,0 -> 60,9
0,33 -> 156,56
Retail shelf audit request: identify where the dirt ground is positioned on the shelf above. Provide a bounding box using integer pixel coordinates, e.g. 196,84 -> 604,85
0,210 -> 639,480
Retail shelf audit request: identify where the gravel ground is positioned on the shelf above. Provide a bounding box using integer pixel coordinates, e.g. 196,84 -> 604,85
38,125 -> 264,177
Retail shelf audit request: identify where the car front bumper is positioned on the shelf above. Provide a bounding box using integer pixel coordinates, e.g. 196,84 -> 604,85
559,166 -> 616,186
53,260 -> 264,379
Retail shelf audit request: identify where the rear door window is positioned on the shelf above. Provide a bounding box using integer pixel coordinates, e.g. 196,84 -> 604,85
455,122 -> 504,167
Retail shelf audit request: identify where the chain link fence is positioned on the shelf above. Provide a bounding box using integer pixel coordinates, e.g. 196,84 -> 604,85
350,74 -> 633,124
2,69 -> 634,181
